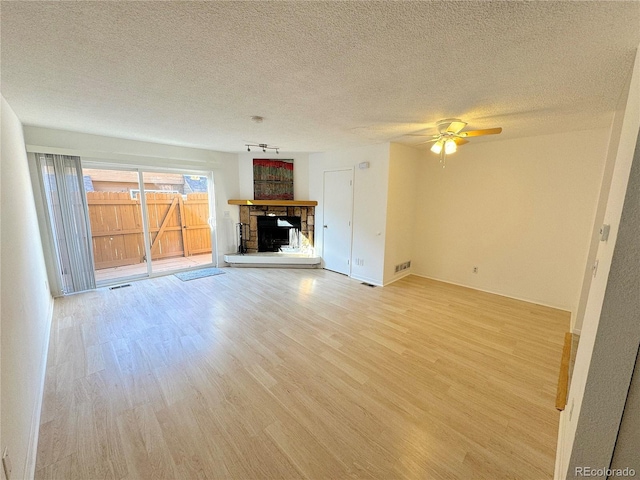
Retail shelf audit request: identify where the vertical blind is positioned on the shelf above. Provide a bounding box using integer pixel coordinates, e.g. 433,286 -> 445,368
37,154 -> 96,293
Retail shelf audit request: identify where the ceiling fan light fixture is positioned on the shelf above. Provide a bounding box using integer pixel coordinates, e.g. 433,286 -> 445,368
413,119 -> 503,159
431,140 -> 444,154
444,138 -> 457,155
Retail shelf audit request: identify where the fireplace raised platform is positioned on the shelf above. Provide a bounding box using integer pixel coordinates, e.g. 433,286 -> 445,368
224,252 -> 321,268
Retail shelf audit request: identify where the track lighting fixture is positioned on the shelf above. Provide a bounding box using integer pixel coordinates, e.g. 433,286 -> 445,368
245,143 -> 280,154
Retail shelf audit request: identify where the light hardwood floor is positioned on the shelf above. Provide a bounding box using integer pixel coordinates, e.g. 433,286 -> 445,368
36,269 -> 568,479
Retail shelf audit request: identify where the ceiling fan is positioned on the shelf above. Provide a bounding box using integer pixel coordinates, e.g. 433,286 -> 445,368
411,118 -> 502,166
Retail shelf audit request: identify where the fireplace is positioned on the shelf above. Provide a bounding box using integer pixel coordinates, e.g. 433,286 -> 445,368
257,216 -> 301,252
236,204 -> 315,254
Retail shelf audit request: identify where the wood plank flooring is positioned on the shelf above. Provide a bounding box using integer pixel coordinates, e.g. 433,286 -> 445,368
36,269 -> 568,479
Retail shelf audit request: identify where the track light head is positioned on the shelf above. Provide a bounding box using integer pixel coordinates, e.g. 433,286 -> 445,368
247,146 -> 251,152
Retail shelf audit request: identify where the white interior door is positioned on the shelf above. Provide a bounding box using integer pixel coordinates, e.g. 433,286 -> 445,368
323,169 -> 353,275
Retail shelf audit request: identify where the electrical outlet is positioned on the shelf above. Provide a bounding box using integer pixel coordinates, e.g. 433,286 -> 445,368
3,447 -> 12,480
473,266 -> 478,274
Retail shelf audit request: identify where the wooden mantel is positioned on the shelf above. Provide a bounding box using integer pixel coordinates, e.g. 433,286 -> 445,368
228,199 -> 318,206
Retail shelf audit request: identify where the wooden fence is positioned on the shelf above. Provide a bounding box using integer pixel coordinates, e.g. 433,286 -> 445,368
87,192 -> 211,270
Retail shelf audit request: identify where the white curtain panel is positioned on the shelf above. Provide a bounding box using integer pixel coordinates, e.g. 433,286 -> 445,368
37,153 -> 96,293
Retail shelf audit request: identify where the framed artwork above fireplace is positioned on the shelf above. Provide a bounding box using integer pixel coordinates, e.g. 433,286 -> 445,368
253,159 -> 294,200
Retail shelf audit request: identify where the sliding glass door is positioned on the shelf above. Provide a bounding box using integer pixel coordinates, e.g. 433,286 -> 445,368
39,160 -> 216,290
83,166 -> 215,284
141,171 -> 214,275
82,167 -> 149,284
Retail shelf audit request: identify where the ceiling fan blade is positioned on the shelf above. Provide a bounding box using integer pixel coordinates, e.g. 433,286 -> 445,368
415,138 -> 439,145
446,121 -> 467,134
406,133 -> 440,138
453,138 -> 470,146
460,127 -> 503,137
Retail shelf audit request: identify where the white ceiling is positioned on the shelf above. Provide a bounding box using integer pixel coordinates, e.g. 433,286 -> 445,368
2,1 -> 639,153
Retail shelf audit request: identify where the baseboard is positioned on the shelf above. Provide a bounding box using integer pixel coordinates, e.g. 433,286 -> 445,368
350,273 -> 383,287
383,270 -> 412,286
411,273 -> 572,313
25,295 -> 54,479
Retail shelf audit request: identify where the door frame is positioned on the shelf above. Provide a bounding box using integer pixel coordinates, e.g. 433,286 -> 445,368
322,167 -> 355,276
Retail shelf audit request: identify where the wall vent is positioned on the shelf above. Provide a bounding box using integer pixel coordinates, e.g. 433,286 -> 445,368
395,261 -> 412,273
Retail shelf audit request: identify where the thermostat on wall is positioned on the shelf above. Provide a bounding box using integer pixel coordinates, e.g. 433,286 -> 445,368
358,161 -> 370,169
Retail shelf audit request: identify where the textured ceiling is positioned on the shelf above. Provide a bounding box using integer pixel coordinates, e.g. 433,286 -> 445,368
2,1 -> 639,153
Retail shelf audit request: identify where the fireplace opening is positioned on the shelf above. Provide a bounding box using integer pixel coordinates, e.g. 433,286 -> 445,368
257,216 -> 302,252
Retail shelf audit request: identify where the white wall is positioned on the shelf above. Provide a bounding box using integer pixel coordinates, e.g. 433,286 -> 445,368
383,143 -> 419,284
309,143 -> 390,285
22,126 -> 240,269
413,128 -> 609,313
237,152 -> 310,200
556,46 -> 640,480
1,97 -> 55,480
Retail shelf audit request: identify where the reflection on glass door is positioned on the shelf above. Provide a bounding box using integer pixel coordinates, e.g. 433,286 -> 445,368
83,167 -> 149,284
141,171 -> 213,275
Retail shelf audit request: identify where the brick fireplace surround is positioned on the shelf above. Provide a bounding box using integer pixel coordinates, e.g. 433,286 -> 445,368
239,205 -> 315,253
